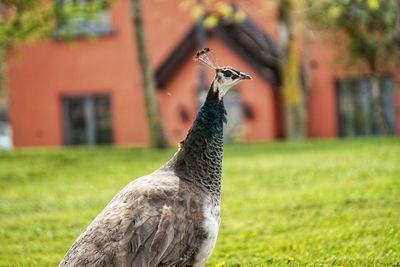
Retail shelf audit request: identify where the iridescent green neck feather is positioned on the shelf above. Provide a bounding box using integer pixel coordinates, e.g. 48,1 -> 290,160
171,83 -> 226,200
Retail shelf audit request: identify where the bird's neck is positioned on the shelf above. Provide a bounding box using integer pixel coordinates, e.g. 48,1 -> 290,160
170,82 -> 226,201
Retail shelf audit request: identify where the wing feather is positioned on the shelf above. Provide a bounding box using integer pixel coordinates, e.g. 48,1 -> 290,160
60,170 -> 208,267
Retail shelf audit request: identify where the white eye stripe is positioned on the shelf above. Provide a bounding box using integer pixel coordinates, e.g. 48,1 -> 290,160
222,69 -> 240,78
224,69 -> 239,74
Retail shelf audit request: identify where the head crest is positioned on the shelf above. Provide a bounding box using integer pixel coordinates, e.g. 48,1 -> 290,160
194,48 -> 220,70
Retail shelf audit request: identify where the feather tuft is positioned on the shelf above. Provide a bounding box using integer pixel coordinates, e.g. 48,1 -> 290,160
193,48 -> 220,70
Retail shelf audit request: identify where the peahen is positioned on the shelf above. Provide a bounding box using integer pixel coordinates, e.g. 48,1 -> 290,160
59,48 -> 252,267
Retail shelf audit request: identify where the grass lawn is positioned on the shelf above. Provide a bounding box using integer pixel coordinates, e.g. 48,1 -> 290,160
1,138 -> 399,266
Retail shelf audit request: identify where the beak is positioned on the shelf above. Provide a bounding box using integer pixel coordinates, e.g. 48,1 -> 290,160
239,72 -> 252,80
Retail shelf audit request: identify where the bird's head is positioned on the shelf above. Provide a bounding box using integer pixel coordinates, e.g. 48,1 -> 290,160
194,48 -> 252,101
213,67 -> 252,99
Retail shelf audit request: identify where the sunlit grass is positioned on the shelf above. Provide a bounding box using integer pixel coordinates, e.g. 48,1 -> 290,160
1,138 -> 399,266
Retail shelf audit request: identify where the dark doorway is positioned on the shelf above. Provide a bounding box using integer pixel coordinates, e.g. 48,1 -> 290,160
336,76 -> 396,137
62,95 -> 113,145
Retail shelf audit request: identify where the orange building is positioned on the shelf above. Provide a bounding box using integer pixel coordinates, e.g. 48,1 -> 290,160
6,0 -> 400,147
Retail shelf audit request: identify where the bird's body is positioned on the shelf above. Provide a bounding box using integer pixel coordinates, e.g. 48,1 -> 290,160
60,170 -> 219,267
60,49 -> 251,267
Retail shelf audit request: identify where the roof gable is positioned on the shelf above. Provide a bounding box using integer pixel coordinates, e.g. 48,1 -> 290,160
155,17 -> 280,89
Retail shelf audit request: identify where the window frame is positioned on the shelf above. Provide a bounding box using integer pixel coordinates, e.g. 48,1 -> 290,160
61,94 -> 113,146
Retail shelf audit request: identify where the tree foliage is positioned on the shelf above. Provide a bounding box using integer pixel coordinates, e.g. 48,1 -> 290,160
181,0 -> 247,29
0,0 -> 52,47
0,0 -> 109,48
310,0 -> 399,72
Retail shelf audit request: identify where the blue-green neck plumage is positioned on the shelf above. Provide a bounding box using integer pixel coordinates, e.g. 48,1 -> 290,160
172,82 -> 227,200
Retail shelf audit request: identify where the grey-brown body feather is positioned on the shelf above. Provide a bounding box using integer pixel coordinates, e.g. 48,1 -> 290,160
59,166 -> 212,267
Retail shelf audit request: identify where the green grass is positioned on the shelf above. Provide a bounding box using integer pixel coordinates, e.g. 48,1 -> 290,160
1,138 -> 400,267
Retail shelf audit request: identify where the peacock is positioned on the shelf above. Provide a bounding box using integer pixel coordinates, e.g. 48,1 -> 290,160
59,48 -> 252,267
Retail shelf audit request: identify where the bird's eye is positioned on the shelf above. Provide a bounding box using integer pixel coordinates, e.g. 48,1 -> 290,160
224,71 -> 232,77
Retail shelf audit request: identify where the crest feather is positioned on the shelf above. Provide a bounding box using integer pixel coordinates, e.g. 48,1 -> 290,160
194,48 -> 220,70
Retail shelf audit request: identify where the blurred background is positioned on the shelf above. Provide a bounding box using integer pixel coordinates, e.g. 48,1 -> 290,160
1,1 -> 400,266
0,0 -> 399,149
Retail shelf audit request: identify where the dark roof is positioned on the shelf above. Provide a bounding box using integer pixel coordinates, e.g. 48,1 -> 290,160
155,17 -> 281,89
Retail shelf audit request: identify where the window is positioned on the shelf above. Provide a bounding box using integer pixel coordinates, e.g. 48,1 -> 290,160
336,76 -> 396,137
54,0 -> 113,38
62,95 -> 113,145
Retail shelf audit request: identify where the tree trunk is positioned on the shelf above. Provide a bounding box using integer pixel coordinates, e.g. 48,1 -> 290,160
395,0 -> 400,46
278,0 -> 307,139
131,0 -> 167,149
0,1 -> 7,124
302,0 -> 312,129
0,44 -> 6,120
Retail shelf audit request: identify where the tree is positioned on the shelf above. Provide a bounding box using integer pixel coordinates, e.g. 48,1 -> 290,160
395,0 -> 400,46
311,0 -> 399,134
277,0 -> 308,139
131,0 -> 167,149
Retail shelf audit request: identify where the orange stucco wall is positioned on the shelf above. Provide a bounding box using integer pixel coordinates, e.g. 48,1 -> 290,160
307,35 -> 338,137
7,0 -> 148,147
